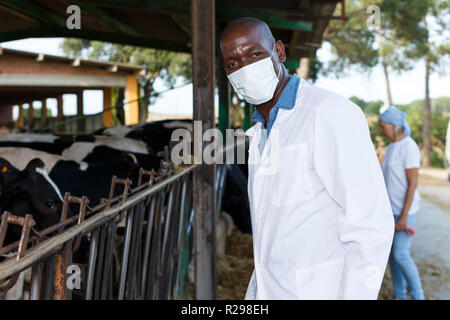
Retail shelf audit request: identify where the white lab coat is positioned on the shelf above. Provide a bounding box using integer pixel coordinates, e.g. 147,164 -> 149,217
244,79 -> 395,300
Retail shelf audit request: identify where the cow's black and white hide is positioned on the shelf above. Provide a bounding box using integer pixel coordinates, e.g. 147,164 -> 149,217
0,157 -> 64,246
99,119 -> 193,154
0,147 -> 142,207
0,133 -> 72,155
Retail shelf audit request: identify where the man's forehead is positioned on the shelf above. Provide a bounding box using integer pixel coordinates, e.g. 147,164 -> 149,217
221,26 -> 271,55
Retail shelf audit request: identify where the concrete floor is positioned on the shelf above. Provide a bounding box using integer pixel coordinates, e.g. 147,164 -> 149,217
410,169 -> 450,299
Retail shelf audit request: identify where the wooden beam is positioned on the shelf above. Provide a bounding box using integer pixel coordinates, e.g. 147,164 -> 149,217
217,29 -> 230,140
103,87 -> 113,128
27,101 -> 34,131
57,94 -> 64,133
192,0 -> 216,300
1,0 -> 67,27
244,102 -> 251,131
0,3 -> 38,23
0,27 -> 190,53
57,94 -> 64,120
83,0 -> 313,31
71,1 -> 142,37
76,91 -> 83,117
171,13 -> 191,36
76,90 -> 85,133
17,104 -> 24,128
41,99 -> 47,121
216,6 -> 313,31
124,75 -> 139,125
0,75 -> 127,88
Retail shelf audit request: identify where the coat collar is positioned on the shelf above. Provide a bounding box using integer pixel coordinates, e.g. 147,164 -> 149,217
250,74 -> 300,125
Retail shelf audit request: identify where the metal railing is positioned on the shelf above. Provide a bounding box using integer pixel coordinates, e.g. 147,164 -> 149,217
0,149 -> 231,300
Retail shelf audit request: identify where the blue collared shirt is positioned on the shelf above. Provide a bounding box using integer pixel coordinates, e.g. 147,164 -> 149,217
251,74 -> 300,154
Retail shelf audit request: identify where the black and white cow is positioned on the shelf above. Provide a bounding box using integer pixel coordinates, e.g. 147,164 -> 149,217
0,157 -> 65,245
98,120 -> 253,234
99,119 -> 193,154
0,133 -> 72,155
0,147 -> 143,208
0,133 -> 158,167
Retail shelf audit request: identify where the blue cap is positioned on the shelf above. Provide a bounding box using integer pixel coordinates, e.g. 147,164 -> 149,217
379,105 -> 411,136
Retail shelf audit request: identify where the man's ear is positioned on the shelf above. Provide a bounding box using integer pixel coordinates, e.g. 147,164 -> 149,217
24,158 -> 46,181
275,40 -> 286,63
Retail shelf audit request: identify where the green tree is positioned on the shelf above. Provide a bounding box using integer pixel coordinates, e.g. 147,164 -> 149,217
323,0 -> 428,106
419,0 -> 450,166
61,39 -> 192,123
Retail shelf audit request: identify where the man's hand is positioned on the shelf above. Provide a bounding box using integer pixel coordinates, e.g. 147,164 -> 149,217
395,215 -> 408,232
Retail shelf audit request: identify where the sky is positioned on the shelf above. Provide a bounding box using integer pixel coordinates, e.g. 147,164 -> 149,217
1,37 -> 449,118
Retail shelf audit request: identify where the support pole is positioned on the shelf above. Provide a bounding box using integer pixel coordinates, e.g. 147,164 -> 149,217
41,99 -> 47,126
77,90 -> 83,117
125,75 -> 139,125
57,94 -> 64,133
217,54 -> 230,141
103,87 -> 113,128
77,90 -> 85,133
17,104 -> 24,129
191,0 -> 216,300
244,102 -> 251,131
27,101 -> 34,132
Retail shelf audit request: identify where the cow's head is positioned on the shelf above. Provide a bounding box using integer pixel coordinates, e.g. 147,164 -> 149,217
0,158 -> 64,242
120,152 -> 141,186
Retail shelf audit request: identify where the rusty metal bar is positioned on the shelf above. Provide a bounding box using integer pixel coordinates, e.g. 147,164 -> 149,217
171,175 -> 189,298
93,225 -> 107,300
53,247 -> 67,300
30,261 -> 43,300
140,195 -> 157,298
0,164 -> 199,281
42,255 -> 55,300
145,191 -> 165,299
0,147 -> 235,300
159,182 -> 178,299
0,164 -> 198,256
164,181 -> 183,299
0,213 -> 36,294
118,205 -> 135,299
84,229 -> 99,300
100,221 -> 116,299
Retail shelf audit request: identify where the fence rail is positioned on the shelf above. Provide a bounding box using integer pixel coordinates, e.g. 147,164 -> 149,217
0,147 -> 235,300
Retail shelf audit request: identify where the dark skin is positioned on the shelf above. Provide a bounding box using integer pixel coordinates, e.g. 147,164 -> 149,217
220,21 -> 291,128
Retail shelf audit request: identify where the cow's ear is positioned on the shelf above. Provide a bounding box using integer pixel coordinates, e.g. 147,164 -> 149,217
0,158 -> 15,175
120,153 -> 139,167
24,158 -> 46,180
0,158 -> 20,198
25,158 -> 45,171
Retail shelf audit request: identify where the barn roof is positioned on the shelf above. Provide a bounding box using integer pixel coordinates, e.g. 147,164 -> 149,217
0,0 -> 344,65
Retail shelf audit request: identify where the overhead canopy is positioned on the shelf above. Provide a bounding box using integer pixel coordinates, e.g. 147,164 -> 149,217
0,0 -> 344,64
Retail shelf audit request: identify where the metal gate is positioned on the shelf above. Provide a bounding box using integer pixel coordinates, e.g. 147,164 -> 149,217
0,155 -> 230,300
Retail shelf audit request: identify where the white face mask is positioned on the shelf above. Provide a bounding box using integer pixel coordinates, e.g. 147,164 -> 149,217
227,44 -> 281,105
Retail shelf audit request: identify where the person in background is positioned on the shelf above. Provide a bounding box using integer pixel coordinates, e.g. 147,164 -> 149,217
379,105 -> 425,300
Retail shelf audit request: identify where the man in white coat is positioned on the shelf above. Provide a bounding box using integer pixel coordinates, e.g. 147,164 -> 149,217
220,17 -> 395,300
